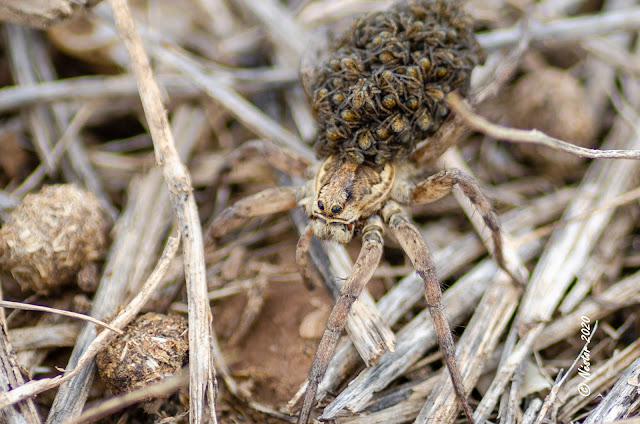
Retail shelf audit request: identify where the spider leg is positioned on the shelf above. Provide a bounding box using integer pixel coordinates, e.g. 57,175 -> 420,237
382,201 -> 474,424
298,215 -> 385,424
225,139 -> 312,177
401,168 -> 506,273
205,187 -> 298,244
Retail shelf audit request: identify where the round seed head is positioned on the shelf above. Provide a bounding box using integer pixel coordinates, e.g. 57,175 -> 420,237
0,184 -> 111,294
97,313 -> 188,397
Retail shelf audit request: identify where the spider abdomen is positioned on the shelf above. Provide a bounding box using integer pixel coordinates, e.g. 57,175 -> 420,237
310,0 -> 484,165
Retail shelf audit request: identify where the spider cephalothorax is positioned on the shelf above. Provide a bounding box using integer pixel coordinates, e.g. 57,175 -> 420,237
304,154 -> 395,243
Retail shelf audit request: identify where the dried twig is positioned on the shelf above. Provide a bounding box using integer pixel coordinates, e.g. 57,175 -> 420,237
106,1 -> 216,422
0,301 -> 121,334
446,92 -> 640,160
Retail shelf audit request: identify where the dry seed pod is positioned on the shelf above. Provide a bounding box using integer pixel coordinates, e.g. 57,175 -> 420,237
309,0 -> 484,164
0,184 -> 110,294
506,67 -> 598,169
96,313 -> 188,397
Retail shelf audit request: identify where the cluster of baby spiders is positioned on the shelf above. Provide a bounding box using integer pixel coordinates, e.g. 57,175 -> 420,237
208,1 -> 509,423
309,0 -> 483,165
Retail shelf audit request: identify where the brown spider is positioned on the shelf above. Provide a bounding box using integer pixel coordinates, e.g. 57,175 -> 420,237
208,1 -> 508,422
207,138 -> 507,423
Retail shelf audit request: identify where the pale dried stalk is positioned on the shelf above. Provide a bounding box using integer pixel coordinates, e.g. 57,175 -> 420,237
6,23 -> 117,218
473,53 -> 640,423
558,205 -> 635,313
107,1 -> 215,422
0,68 -> 296,113
8,323 -> 81,351
45,107 -> 204,422
297,0 -> 392,25
0,75 -> 195,113
153,45 -> 314,160
533,321 -> 598,424
582,0 -> 631,119
522,399 -> 543,424
583,38 -> 640,76
561,340 -> 640,421
235,0 -> 308,63
0,310 -> 40,424
340,377 -> 439,424
535,270 -> 640,352
476,7 -> 640,50
5,25 -> 55,173
11,103 -> 95,198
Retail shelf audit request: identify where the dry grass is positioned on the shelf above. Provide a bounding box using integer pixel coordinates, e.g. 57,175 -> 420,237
0,0 -> 640,423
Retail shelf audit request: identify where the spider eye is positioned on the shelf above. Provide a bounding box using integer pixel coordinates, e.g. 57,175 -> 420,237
331,205 -> 343,214
317,200 -> 325,210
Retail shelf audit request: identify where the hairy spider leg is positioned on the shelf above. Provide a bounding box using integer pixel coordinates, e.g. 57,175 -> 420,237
297,215 -> 385,424
407,168 -> 505,271
205,187 -> 298,243
205,140 -> 313,246
383,201 -> 474,423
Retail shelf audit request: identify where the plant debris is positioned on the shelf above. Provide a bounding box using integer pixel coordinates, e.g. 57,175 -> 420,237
0,184 -> 110,294
96,313 -> 188,398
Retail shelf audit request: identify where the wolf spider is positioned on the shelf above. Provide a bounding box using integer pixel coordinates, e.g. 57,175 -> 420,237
208,138 -> 508,423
